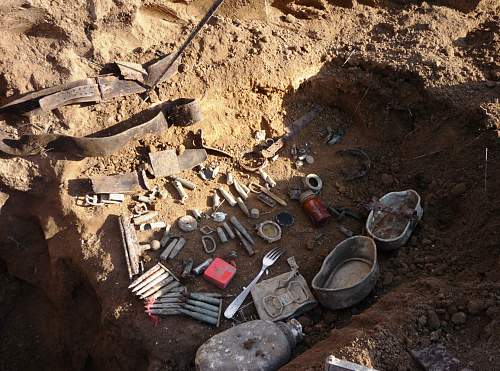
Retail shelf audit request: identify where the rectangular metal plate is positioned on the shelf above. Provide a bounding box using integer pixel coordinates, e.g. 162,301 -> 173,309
149,150 -> 180,178
90,172 -> 141,194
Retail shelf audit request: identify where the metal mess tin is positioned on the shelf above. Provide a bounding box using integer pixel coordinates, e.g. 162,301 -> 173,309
312,236 -> 379,310
366,189 -> 423,251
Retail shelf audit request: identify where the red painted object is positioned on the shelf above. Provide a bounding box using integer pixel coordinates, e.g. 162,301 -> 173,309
203,258 -> 236,289
300,190 -> 331,226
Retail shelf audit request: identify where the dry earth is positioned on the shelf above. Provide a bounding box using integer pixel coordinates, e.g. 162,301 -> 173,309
0,0 -> 499,370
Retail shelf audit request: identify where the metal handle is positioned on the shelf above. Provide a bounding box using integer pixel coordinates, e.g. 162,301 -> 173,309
224,268 -> 265,319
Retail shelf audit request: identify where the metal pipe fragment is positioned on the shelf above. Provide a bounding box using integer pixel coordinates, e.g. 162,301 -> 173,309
183,303 -> 218,318
218,187 -> 237,207
234,228 -> 255,256
189,294 -> 221,306
147,297 -> 182,305
169,237 -> 187,259
229,216 -> 255,245
236,197 -> 250,217
216,227 -> 228,243
178,308 -> 218,326
171,176 -> 196,190
173,180 -> 188,203
139,221 -> 167,231
186,299 -> 220,312
133,211 -> 159,225
222,222 -> 235,239
192,209 -> 202,220
160,225 -> 172,247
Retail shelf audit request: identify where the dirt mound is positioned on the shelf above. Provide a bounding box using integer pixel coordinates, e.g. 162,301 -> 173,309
0,0 -> 499,370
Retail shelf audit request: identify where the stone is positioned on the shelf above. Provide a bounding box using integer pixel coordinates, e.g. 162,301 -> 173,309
0,158 -> 40,192
382,272 -> 394,286
427,310 -> 440,330
284,14 -> 296,23
451,312 -> 466,325
451,183 -> 466,196
381,173 -> 393,185
411,344 -> 461,370
297,316 -> 312,328
467,300 -> 485,315
430,330 -> 440,342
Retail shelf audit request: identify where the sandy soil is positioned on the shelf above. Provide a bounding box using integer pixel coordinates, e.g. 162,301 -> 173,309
0,0 -> 499,370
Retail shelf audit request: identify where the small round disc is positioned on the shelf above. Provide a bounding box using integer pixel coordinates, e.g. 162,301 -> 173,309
275,211 -> 295,227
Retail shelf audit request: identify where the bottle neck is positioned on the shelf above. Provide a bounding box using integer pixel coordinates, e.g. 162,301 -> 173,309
277,319 -> 303,349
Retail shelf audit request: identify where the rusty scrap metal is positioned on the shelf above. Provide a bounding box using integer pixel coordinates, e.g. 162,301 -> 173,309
0,99 -> 202,157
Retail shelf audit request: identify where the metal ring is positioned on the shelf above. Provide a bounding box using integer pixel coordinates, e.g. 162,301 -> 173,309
304,174 -> 323,192
202,235 -> 217,254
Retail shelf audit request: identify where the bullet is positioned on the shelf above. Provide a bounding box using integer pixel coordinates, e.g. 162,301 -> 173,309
136,275 -> 173,297
132,269 -> 167,293
129,264 -> 162,289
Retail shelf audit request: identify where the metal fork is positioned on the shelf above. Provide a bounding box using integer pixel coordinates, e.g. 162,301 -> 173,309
224,247 -> 284,319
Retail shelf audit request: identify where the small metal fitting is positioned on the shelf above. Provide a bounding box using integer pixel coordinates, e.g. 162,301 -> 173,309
250,208 -> 260,219
192,209 -> 203,220
304,174 -> 322,192
178,215 -> 198,232
193,258 -> 213,275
